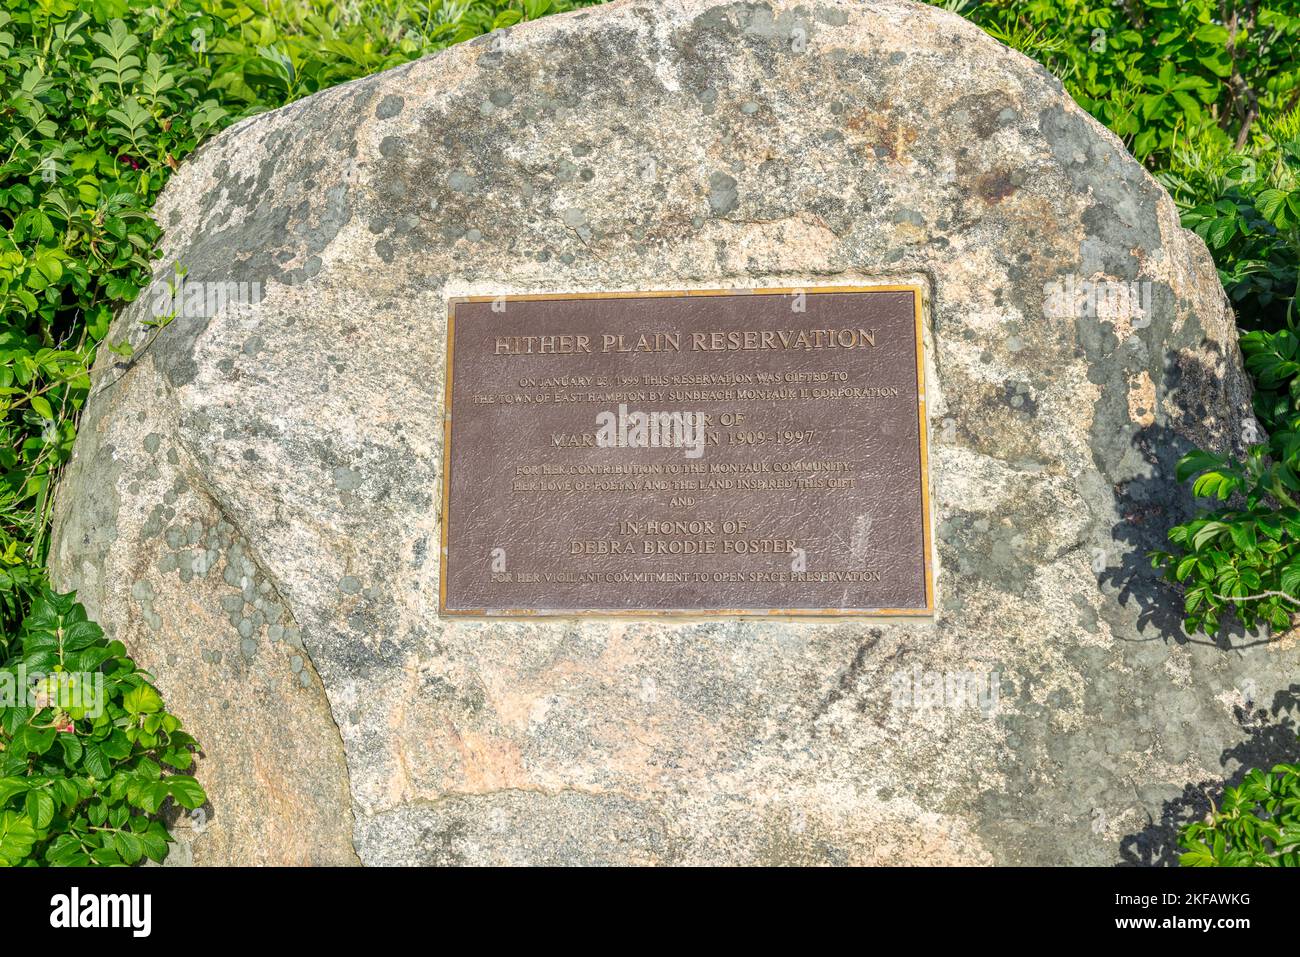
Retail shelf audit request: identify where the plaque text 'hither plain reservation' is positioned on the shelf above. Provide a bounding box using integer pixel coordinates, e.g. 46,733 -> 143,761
440,287 -> 933,616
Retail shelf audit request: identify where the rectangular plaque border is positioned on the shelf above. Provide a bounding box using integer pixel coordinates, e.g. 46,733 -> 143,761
439,284 -> 935,619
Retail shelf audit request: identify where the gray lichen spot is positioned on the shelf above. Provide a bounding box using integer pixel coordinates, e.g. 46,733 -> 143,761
555,159 -> 579,183
448,171 -> 477,193
240,638 -> 257,661
143,433 -> 162,454
339,575 -> 363,595
332,466 -> 364,491
375,94 -> 405,119
707,172 -> 738,216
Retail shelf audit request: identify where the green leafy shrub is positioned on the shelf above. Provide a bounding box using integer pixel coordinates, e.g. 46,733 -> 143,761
1168,105 -> 1300,330
0,590 -> 203,866
954,1 -> 1300,170
204,0 -> 598,109
1179,760 -> 1300,865
0,0 -> 232,636
0,0 -> 234,866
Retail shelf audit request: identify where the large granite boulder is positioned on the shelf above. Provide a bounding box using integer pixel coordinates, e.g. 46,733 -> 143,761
51,0 -> 1295,865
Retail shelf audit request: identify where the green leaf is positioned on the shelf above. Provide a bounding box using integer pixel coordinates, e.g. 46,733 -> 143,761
58,733 -> 83,765
0,811 -> 37,865
138,829 -> 169,862
82,742 -> 110,779
0,778 -> 31,807
123,683 -> 162,715
1176,449 -> 1225,482
24,790 -> 53,830
63,619 -> 103,650
156,775 -> 206,811
1257,188 -> 1289,224
1178,844 -> 1217,867
114,830 -> 143,863
1192,521 -> 1228,550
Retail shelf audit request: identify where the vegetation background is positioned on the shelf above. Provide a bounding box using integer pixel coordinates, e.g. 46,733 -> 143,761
0,0 -> 1294,865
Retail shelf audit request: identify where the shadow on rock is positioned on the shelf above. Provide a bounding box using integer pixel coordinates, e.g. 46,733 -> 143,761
1099,346 -> 1263,648
1117,684 -> 1300,866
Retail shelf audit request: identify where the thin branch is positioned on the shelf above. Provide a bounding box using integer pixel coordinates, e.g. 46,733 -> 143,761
1222,1 -> 1262,148
1213,589 -> 1300,606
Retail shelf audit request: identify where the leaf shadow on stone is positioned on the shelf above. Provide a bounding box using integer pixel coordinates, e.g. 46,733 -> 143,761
1116,684 -> 1299,866
1098,347 -> 1265,649
155,798 -> 216,866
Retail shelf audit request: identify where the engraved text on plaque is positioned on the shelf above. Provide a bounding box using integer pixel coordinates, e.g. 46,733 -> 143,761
440,287 -> 933,616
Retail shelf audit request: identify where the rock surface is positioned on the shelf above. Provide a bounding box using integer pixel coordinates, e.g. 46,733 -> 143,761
52,0 -> 1298,865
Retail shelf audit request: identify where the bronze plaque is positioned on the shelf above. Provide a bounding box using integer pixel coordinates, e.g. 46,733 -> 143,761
440,286 -> 933,616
